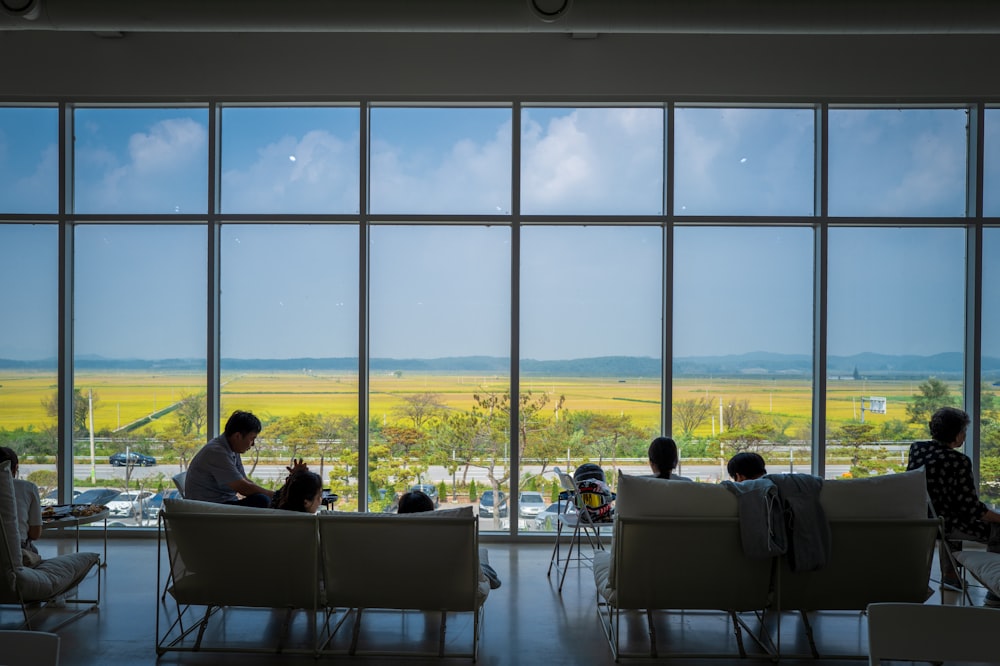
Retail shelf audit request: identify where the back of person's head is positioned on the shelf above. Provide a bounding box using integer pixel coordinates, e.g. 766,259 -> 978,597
929,406 -> 970,444
397,490 -> 435,514
277,470 -> 323,513
648,437 -> 678,479
223,410 -> 262,437
727,451 -> 767,481
0,446 -> 18,475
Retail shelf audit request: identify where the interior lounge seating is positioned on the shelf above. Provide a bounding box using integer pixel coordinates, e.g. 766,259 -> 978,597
157,498 -> 489,659
594,469 -> 940,661
0,462 -> 101,632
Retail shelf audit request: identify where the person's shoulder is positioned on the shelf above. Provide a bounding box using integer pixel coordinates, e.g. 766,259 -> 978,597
12,478 -> 38,492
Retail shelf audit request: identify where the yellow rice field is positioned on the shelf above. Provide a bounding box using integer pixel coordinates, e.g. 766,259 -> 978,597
0,368 -> 979,437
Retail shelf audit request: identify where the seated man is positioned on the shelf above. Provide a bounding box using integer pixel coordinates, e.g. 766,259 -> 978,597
185,410 -> 277,507
727,451 -> 767,482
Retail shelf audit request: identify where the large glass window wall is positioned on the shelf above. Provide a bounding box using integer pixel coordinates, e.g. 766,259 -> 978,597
0,101 -> 995,534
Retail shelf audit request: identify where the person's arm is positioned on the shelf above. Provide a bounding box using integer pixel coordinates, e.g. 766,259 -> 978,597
27,484 -> 42,540
227,477 -> 274,499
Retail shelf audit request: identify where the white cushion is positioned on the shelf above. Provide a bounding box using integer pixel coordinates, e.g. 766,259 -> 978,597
956,551 -> 1000,595
820,468 -> 927,519
16,551 -> 100,600
0,461 -> 22,569
615,472 -> 737,518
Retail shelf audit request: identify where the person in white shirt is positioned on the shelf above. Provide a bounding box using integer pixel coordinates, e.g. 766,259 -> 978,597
0,446 -> 42,555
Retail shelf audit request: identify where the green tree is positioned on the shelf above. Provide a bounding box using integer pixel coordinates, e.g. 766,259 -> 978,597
174,393 -> 207,437
26,469 -> 57,497
905,377 -> 957,425
42,387 -> 93,437
833,422 -> 904,477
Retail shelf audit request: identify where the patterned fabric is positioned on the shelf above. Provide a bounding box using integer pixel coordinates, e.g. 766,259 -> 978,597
907,440 -> 990,540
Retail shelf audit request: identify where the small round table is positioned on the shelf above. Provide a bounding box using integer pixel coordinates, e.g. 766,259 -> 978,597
41,505 -> 110,565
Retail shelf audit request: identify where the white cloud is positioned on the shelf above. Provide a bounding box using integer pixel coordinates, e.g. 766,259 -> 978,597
221,129 -> 360,213
521,108 -> 664,215
75,117 -> 208,213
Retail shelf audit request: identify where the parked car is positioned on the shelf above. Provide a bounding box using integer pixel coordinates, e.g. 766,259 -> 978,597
109,451 -> 157,467
143,489 -> 182,520
518,491 -> 546,518
71,488 -> 121,507
106,490 -> 154,518
40,488 -> 81,507
409,483 -> 440,508
534,502 -> 575,530
478,490 -> 507,519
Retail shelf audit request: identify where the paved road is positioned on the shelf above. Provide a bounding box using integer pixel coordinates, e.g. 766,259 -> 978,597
22,460 -> 854,488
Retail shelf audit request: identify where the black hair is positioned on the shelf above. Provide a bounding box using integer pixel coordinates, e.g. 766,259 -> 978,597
928,406 -> 970,444
0,446 -> 18,475
223,410 -> 262,437
648,437 -> 678,479
397,490 -> 435,514
277,471 -> 323,513
727,451 -> 767,480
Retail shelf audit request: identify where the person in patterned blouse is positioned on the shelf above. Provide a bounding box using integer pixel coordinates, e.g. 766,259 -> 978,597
907,406 -> 1000,606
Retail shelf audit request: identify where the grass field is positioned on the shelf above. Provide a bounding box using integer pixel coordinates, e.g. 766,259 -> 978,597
0,369 -> 978,438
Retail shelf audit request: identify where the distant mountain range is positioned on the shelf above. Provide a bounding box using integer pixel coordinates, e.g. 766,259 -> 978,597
2,352 -> 999,379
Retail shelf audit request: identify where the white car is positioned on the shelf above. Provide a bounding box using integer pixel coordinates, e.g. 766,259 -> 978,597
534,502 -> 575,529
106,490 -> 154,518
518,491 -> 547,518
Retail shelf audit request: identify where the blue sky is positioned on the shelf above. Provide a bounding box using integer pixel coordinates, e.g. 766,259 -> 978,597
0,105 -> 997,362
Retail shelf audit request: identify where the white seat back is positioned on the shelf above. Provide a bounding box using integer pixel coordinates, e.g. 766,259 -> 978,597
162,508 -> 319,609
319,511 -> 483,612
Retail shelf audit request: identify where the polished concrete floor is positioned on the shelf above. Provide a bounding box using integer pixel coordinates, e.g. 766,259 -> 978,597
5,533 -> 997,665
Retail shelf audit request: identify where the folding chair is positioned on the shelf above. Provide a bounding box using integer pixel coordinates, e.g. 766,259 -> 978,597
546,467 -> 612,593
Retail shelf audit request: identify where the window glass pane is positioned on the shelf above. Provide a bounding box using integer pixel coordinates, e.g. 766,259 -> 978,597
827,227 -> 965,479
984,108 -> 1000,217
673,226 -> 814,480
74,225 -> 207,526
370,226 -> 509,526
0,224 -> 60,504
521,226 -> 661,531
981,227 -> 1000,508
674,107 -> 814,216
73,108 -> 209,214
521,107 -> 664,215
221,224 -> 360,508
0,108 -> 58,214
221,106 -> 360,214
369,107 -> 511,215
828,108 -> 968,217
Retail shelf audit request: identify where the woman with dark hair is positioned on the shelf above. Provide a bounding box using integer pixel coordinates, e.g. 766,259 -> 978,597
907,406 -> 1000,606
648,437 -> 679,479
276,470 -> 324,514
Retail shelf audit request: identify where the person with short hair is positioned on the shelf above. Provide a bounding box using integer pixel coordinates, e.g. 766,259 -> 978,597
397,489 -> 435,514
727,451 -> 767,482
186,410 -> 297,507
907,406 -> 1000,606
0,446 -> 43,560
